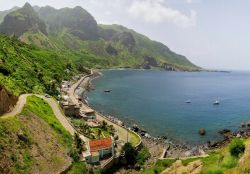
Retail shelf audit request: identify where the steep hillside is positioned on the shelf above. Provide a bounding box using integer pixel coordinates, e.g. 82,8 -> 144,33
0,3 -> 47,37
0,96 -> 72,174
0,34 -> 76,96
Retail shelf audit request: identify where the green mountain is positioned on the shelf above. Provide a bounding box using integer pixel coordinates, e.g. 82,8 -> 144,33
0,3 -> 200,71
98,24 -> 197,70
37,6 -> 99,40
0,3 -> 47,37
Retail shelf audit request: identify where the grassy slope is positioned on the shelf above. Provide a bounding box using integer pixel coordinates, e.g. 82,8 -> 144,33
0,96 -> 73,174
0,34 -> 76,96
139,159 -> 176,174
22,96 -> 73,147
181,139 -> 250,174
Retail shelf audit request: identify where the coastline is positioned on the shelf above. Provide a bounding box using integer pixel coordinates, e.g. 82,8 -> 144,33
76,70 -> 205,158
76,69 -> 250,159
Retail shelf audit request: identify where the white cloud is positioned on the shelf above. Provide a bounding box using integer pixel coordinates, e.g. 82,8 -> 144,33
186,0 -> 193,4
128,0 -> 197,28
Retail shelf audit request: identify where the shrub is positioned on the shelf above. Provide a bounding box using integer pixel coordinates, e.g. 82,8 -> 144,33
136,147 -> 151,166
121,142 -> 137,165
229,138 -> 245,157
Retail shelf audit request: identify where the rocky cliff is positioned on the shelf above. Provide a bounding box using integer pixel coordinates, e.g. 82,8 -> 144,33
0,86 -> 17,115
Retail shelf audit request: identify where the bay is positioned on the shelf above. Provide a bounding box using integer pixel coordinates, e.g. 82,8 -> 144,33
86,70 -> 250,145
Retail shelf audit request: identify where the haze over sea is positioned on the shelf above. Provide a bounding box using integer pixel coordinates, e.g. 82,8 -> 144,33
86,70 -> 250,145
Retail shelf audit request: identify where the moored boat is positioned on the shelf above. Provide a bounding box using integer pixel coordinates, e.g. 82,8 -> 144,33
185,100 -> 191,103
213,100 -> 220,105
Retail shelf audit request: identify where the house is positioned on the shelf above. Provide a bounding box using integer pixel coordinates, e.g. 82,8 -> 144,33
84,137 -> 114,164
60,101 -> 80,117
80,107 -> 96,120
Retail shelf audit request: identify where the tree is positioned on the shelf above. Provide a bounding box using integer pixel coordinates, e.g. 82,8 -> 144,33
74,133 -> 84,154
229,138 -> 245,157
97,128 -> 102,139
101,120 -> 108,130
109,125 -> 115,136
121,142 -> 137,165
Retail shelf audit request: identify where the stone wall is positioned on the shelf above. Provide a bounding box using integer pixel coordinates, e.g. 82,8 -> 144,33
0,86 -> 18,115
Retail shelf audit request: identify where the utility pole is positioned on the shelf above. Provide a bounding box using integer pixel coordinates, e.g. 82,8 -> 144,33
126,129 -> 129,143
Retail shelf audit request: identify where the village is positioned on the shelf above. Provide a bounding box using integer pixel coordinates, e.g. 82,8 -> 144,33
58,72 -> 142,170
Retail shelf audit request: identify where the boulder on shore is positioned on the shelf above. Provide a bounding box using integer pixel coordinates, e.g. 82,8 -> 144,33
218,129 -> 231,134
199,128 -> 206,136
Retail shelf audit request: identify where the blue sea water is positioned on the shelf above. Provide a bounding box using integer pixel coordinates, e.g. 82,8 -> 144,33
86,70 -> 250,145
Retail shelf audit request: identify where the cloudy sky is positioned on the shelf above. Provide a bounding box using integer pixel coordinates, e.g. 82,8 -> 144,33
1,0 -> 250,70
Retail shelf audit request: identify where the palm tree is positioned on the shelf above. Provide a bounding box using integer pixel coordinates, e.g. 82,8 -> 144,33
97,128 -> 102,139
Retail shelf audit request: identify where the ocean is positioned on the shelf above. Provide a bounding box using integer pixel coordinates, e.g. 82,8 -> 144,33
86,70 -> 250,145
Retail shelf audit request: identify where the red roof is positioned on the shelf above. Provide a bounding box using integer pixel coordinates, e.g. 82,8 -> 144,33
89,137 -> 113,152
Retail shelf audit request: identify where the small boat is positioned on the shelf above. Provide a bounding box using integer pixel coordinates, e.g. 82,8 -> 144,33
185,100 -> 191,103
213,100 -> 220,105
104,89 -> 111,92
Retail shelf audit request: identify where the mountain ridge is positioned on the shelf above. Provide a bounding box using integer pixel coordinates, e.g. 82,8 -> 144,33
0,3 -> 201,71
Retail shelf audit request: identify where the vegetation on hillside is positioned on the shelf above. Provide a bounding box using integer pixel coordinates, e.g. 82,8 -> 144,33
136,138 -> 249,174
229,138 -> 245,157
0,96 -> 73,174
0,34 -> 76,95
139,159 -> 176,174
180,139 -> 248,174
99,24 -> 199,70
23,96 -> 73,147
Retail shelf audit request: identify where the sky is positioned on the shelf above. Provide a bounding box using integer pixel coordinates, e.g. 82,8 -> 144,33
0,0 -> 250,70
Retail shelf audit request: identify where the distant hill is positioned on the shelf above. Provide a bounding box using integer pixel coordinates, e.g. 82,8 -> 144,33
98,24 -> 197,70
0,3 -> 200,71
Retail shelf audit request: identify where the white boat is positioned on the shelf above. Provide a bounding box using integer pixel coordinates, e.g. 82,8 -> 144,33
185,100 -> 191,103
213,100 -> 220,105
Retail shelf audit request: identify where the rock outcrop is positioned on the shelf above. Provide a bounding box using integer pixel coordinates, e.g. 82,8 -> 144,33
141,56 -> 158,69
0,86 -> 17,115
161,62 -> 179,71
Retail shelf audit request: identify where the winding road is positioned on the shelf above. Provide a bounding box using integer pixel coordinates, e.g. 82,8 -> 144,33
1,94 -> 89,142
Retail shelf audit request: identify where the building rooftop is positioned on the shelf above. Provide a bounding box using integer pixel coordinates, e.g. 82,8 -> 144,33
89,137 -> 113,152
82,151 -> 91,157
81,107 -> 95,114
91,151 -> 100,157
